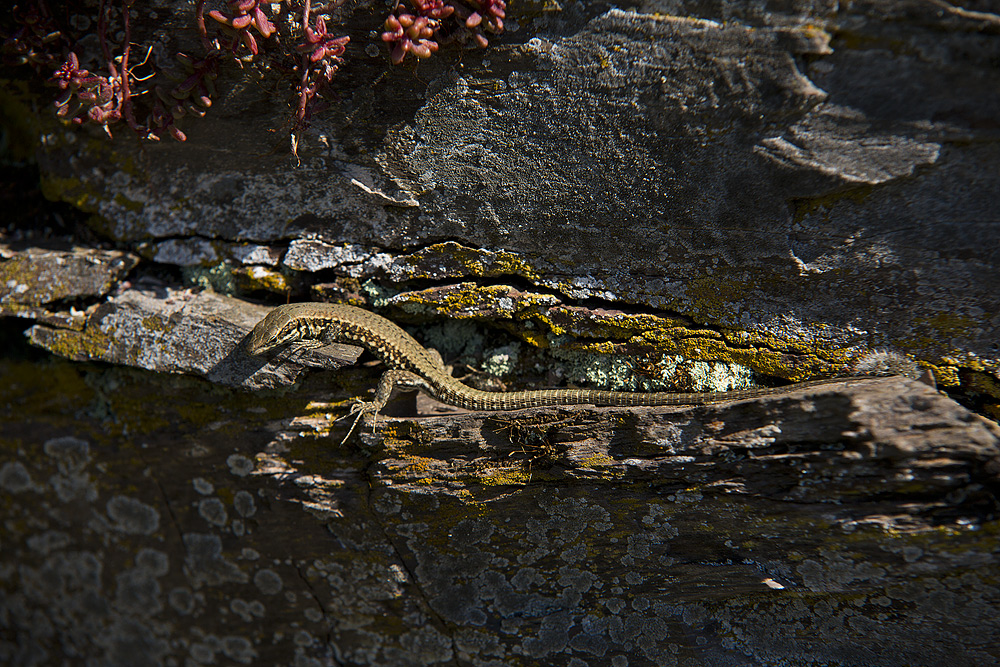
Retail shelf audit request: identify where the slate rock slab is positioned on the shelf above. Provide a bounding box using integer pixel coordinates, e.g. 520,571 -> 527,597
0,244 -> 138,328
3,1 -> 1000,664
2,362 -> 998,666
22,3 -> 1000,379
27,287 -> 361,390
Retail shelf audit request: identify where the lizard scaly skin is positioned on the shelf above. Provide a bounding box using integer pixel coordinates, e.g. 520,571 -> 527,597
246,303 -> 866,417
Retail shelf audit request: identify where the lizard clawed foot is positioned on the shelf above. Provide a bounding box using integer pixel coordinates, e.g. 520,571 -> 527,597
336,400 -> 380,444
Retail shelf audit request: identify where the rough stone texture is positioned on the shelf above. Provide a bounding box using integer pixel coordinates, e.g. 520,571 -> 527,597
2,360 -> 999,666
26,285 -> 362,390
0,244 -> 138,328
3,0 -> 1000,664
19,1 -> 1000,386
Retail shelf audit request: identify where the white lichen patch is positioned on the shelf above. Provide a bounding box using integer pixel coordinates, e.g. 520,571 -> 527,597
233,490 -> 257,518
197,498 -> 228,527
0,461 -> 36,493
192,477 -> 215,495
226,454 -> 254,477
182,533 -> 248,586
106,495 -> 160,535
253,568 -> 283,595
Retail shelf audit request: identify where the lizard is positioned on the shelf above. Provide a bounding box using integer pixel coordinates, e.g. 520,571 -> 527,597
245,303 -> 896,434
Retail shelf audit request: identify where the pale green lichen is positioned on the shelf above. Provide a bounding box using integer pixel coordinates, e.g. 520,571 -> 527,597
182,262 -> 236,295
549,349 -> 753,392
416,319 -> 484,363
481,343 -> 521,377
550,347 -> 653,391
361,278 -> 400,306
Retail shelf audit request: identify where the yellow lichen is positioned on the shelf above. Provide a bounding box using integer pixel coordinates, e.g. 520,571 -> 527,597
578,453 -> 616,468
475,467 -> 532,486
401,242 -> 541,282
233,266 -> 290,295
29,326 -> 113,363
386,281 -> 896,384
140,316 -> 172,333
40,175 -> 103,213
917,362 -> 961,387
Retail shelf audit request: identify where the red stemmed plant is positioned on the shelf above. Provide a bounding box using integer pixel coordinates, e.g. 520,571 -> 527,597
293,0 -> 350,125
4,0 -> 506,142
381,0 -> 505,64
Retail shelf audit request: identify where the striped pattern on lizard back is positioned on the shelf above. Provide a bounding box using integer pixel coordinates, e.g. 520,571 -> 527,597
246,302 -> 855,412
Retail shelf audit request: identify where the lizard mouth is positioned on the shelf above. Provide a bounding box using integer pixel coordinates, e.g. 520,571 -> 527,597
245,336 -> 269,356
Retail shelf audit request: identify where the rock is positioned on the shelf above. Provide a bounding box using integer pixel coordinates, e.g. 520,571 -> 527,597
27,287 -> 361,390
0,244 -> 138,328
23,4 -> 1000,381
2,363 -> 998,665
3,0 -> 1000,663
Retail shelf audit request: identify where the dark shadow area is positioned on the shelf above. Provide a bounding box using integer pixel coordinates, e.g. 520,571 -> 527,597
0,316 -> 48,362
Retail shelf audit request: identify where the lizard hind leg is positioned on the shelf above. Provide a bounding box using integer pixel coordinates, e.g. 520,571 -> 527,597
337,369 -> 433,443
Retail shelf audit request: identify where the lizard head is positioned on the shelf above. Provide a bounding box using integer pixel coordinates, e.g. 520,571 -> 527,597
245,307 -> 296,356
